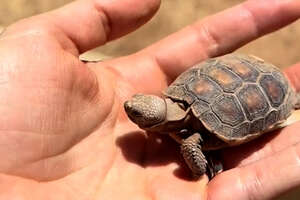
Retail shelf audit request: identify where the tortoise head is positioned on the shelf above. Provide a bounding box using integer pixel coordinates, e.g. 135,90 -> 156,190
124,94 -> 167,128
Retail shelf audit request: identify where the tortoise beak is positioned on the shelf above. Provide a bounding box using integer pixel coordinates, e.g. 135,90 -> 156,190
124,100 -> 132,114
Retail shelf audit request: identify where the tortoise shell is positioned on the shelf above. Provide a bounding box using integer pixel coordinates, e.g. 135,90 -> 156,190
165,54 -> 295,144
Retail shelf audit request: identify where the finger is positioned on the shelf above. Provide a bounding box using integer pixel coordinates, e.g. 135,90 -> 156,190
138,0 -> 300,81
3,0 -> 160,54
208,143 -> 300,200
222,121 -> 300,168
285,63 -> 300,91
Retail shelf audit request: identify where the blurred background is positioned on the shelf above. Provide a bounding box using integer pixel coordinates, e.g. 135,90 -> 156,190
1,0 -> 300,68
0,0 -> 299,199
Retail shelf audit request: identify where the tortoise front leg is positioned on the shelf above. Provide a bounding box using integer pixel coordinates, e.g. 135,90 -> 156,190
181,133 -> 207,178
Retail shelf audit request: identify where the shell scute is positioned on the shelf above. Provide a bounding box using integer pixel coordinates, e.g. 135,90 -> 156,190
250,118 -> 265,134
205,65 -> 242,93
232,122 -> 250,138
186,75 -> 222,103
237,84 -> 270,121
211,95 -> 245,126
191,100 -> 210,117
260,74 -> 286,107
265,110 -> 279,128
165,85 -> 195,104
200,111 -> 222,132
222,55 -> 260,82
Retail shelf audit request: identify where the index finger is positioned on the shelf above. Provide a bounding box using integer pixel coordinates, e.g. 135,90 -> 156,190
140,0 -> 300,81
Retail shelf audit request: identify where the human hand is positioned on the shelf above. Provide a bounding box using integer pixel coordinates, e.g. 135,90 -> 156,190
0,0 -> 300,199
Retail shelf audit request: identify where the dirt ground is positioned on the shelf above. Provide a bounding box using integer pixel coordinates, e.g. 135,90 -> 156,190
1,0 -> 300,68
0,0 -> 300,199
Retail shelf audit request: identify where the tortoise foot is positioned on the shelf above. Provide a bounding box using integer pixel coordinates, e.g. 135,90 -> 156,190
181,133 -> 207,177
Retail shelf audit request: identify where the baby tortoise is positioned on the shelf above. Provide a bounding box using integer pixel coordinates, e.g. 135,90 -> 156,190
124,53 -> 300,179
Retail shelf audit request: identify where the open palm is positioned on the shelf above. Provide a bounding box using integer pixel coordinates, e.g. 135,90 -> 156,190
1,0 -> 300,199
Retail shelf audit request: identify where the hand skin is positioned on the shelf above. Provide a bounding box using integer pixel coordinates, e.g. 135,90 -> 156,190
0,0 -> 300,199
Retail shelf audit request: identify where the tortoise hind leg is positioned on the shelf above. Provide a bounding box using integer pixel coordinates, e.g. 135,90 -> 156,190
205,151 -> 223,178
181,133 -> 207,178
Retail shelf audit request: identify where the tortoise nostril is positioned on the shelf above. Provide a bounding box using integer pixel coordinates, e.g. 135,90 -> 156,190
131,110 -> 141,116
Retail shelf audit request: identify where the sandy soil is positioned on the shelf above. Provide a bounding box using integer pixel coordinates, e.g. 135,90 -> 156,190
0,1 -> 300,199
0,0 -> 300,68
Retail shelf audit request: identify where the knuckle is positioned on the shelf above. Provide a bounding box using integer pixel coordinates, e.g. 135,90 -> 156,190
190,21 -> 220,58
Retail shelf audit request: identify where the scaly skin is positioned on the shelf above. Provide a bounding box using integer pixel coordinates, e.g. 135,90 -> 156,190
181,133 -> 207,178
